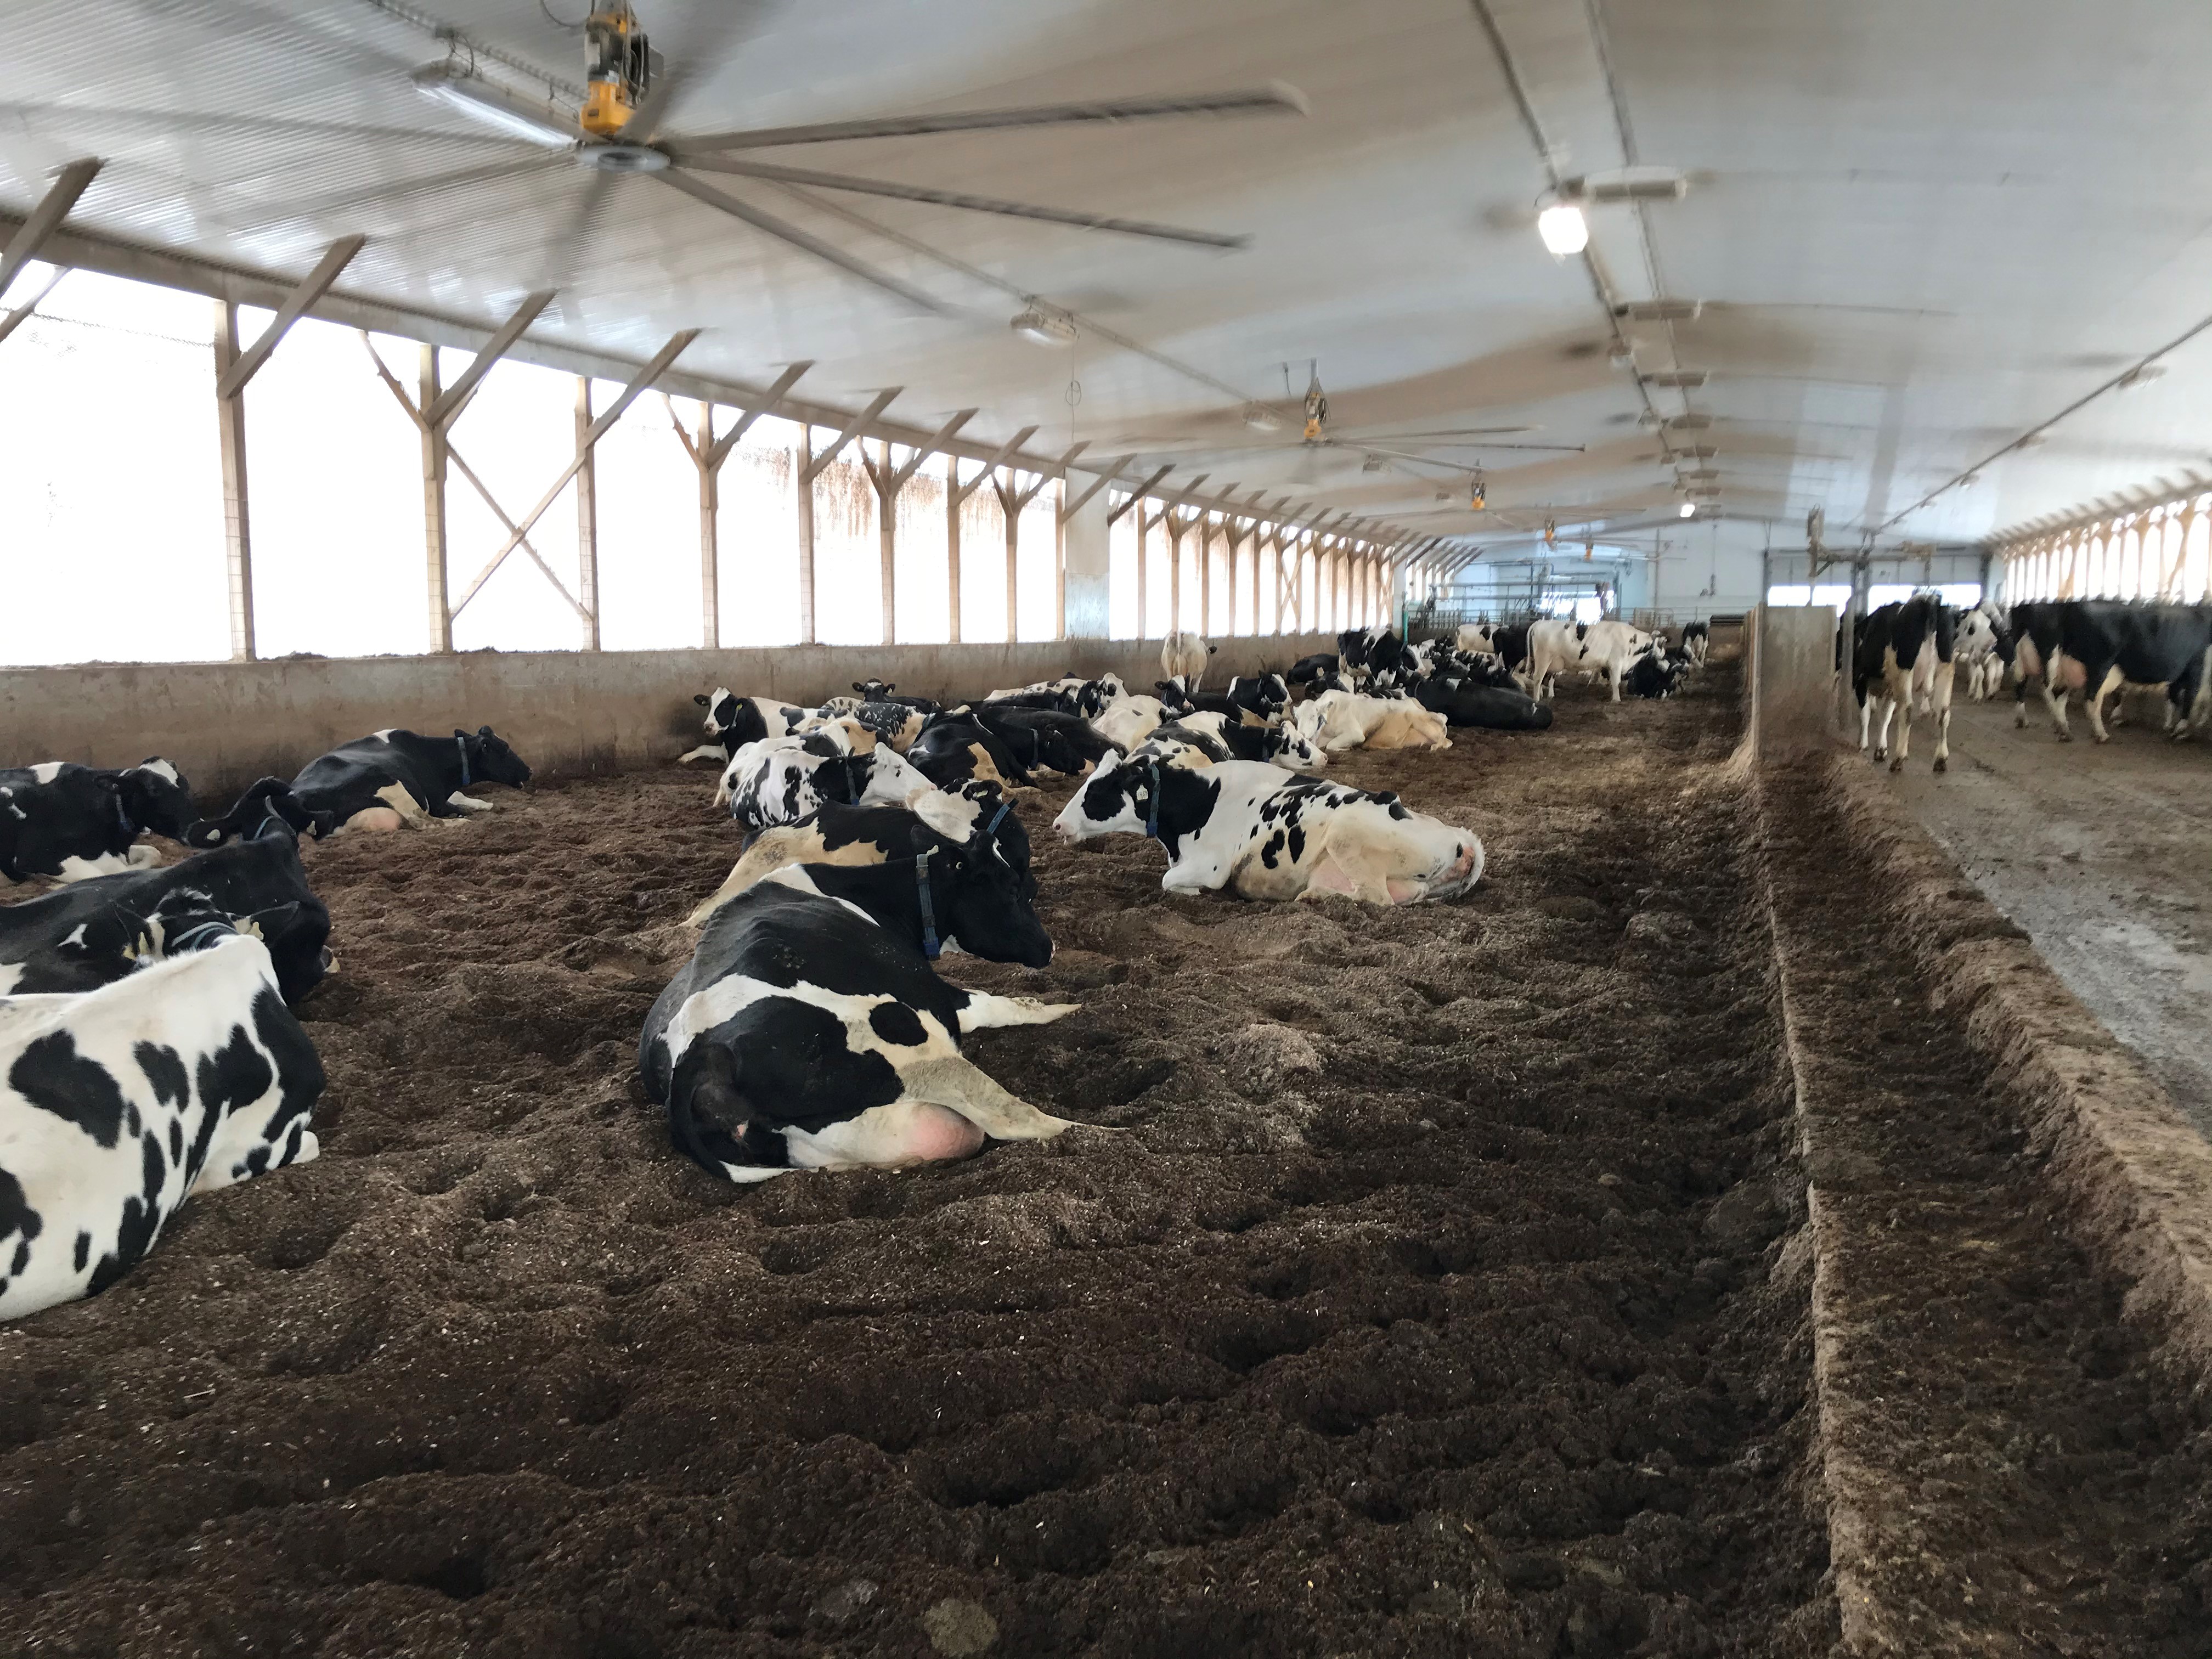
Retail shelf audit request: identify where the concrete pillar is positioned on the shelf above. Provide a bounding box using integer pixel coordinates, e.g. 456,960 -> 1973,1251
1752,603 -> 1842,762
1062,484 -> 1111,638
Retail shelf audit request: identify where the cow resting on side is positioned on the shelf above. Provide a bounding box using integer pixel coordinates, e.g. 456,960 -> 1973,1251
1292,690 -> 1453,754
289,727 -> 531,833
1053,752 -> 1482,906
640,853 -> 1081,1183
0,759 -> 207,884
1,933 -> 325,1319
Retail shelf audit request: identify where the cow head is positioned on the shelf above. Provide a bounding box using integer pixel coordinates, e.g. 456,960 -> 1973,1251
117,758 -> 200,844
1052,749 -> 1211,844
1153,675 -> 1194,713
1074,679 -> 1118,719
854,679 -> 895,698
932,837 -> 1053,967
1247,673 -> 1291,715
1265,721 -> 1325,773
459,726 -> 532,788
695,687 -> 738,736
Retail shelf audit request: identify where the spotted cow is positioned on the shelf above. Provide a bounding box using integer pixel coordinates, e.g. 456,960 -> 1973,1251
1052,753 -> 1483,905
0,760 -> 206,884
289,727 -> 531,834
0,934 -> 324,1318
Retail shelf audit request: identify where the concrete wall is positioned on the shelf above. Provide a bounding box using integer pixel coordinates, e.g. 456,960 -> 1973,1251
1750,604 -> 1842,761
0,634 -> 1335,799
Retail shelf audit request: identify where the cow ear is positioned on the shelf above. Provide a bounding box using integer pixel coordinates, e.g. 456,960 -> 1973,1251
694,694 -> 711,707
454,729 -> 471,741
478,725 -> 494,738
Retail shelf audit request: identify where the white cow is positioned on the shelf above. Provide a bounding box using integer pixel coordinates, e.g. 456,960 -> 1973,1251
1455,623 -> 1496,654
1052,754 -> 1482,906
1160,631 -> 1215,689
1292,691 -> 1452,754
1520,619 -> 1584,700
1577,620 -> 1656,702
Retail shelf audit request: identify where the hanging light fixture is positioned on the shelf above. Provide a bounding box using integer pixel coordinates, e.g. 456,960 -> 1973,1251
1242,405 -> 1283,432
1010,306 -> 1079,346
1537,201 -> 1589,256
1679,503 -> 1696,518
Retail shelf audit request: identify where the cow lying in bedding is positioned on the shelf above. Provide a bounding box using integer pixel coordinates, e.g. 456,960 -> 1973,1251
642,849 -> 1080,1182
0,759 -> 206,883
685,783 -> 1031,925
714,723 -> 931,831
287,727 -> 532,833
1,933 -> 325,1318
0,819 -> 332,1003
1291,690 -> 1453,754
1053,752 -> 1483,905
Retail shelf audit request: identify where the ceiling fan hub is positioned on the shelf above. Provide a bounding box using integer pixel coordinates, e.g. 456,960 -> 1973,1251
583,143 -> 670,174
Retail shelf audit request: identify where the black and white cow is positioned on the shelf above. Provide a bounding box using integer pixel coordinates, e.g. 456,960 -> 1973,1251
640,856 -> 1079,1182
1681,620 -> 1709,665
1339,627 -> 1419,690
0,760 -> 205,884
967,706 -> 1116,775
289,727 -> 531,833
716,727 -> 930,831
1285,653 -> 1340,690
1052,753 -> 1482,905
979,675 -> 1127,719
1854,597 -> 1957,771
180,776 -> 337,847
1166,710 -> 1325,772
2032,601 -> 2212,743
0,933 -> 325,1318
802,701 -> 926,753
0,820 -> 332,1004
904,716 -> 1034,793
680,689 -> 810,766
685,782 -> 1033,926
1412,676 -> 1554,730
851,680 -> 943,715
1619,647 -> 1690,700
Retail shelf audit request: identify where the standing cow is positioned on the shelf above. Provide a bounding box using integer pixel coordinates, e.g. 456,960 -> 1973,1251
1854,597 -> 1957,772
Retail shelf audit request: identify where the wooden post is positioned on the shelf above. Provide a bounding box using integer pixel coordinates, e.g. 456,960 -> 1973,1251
574,377 -> 601,650
797,426 -> 817,645
1200,516 -> 1214,634
1168,513 -> 1184,633
947,464 -> 963,645
1135,503 -> 1150,638
1055,484 -> 1068,640
878,440 -> 899,645
1003,475 -> 1022,643
419,343 -> 452,652
697,403 -> 720,648
212,301 -> 255,662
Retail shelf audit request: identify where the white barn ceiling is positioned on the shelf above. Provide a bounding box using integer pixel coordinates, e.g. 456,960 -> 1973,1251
6,0 -> 2211,552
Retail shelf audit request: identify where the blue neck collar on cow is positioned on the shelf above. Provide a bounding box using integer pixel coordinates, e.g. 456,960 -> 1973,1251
113,788 -> 137,840
455,735 -> 472,789
165,918 -> 237,954
913,848 -> 942,959
1143,762 -> 1163,839
983,800 -> 1012,842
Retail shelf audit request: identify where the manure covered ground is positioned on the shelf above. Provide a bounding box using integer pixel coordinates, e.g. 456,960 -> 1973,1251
4,665 -> 2203,1657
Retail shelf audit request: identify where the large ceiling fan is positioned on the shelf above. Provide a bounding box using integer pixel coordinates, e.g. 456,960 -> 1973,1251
387,2 -> 1307,309
1108,363 -> 1585,482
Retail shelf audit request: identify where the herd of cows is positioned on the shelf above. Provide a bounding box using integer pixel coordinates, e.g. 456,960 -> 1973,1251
1848,593 -> 2212,772
0,618 -> 1707,1321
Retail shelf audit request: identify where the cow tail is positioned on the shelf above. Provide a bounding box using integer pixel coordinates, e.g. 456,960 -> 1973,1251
667,1050 -> 770,1181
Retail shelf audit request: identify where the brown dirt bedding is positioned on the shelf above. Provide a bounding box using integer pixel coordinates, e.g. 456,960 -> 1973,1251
0,664 -> 2200,1657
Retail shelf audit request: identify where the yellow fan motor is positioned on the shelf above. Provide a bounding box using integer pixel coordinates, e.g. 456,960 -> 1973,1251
582,5 -> 652,137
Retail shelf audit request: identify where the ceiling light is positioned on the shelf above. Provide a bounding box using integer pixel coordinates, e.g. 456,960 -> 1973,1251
1678,467 -> 1719,481
2013,433 -> 2047,449
1537,202 -> 1589,257
1641,370 -> 1708,388
410,62 -> 579,148
1615,298 -> 1704,322
1959,472 -> 1981,489
1675,444 -> 1718,459
2116,363 -> 2168,389
1664,414 -> 1713,430
1608,341 -> 1635,365
1010,306 -> 1079,346
1242,405 -> 1283,432
1362,454 -> 1388,472
1679,503 -> 1696,518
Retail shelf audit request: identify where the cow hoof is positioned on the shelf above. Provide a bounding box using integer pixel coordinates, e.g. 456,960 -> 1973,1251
2055,731 -> 2072,743
1888,757 -> 1904,774
1933,757 -> 1947,774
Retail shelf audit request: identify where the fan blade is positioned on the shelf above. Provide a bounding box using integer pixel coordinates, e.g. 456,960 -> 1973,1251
1354,426 -> 1538,437
220,156 -> 562,234
1375,439 -> 1588,453
545,168 -> 618,297
667,155 -> 1246,247
656,169 -> 944,311
673,83 -> 1307,152
7,100 -> 539,151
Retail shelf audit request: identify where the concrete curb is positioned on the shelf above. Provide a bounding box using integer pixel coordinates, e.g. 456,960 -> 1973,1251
1816,752 -> 2212,1391
1752,748 -> 2212,1652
